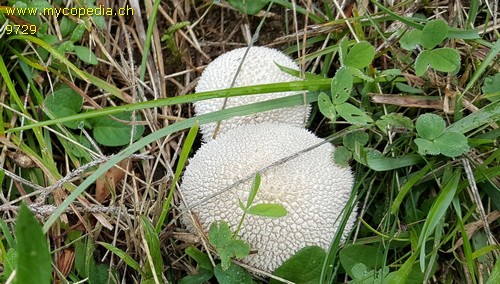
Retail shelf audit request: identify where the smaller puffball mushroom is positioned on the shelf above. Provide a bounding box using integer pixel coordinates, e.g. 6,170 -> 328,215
180,123 -> 356,272
194,46 -> 310,141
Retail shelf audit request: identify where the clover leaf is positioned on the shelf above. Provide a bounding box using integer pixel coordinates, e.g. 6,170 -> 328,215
421,19 -> 448,49
208,221 -> 251,271
416,113 -> 445,140
90,112 -> 145,146
414,114 -> 470,157
44,87 -> 83,129
344,41 -> 376,69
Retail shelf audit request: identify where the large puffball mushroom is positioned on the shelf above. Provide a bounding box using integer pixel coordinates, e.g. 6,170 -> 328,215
194,46 -> 310,141
180,122 -> 356,272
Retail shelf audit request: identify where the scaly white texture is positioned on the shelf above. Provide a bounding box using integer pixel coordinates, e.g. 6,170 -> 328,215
194,46 -> 310,141
180,123 -> 356,272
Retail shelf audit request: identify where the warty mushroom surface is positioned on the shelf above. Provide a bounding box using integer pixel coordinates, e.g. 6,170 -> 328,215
180,122 -> 356,272
194,46 -> 310,141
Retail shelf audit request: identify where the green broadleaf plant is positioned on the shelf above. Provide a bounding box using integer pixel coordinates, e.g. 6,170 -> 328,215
214,263 -> 253,284
401,19 -> 461,76
318,38 -> 374,125
44,86 -> 84,129
318,67 -> 373,125
339,244 -> 385,278
14,203 -> 52,284
270,246 -> 326,284
90,112 -> 145,146
74,45 -> 99,65
414,113 -> 469,157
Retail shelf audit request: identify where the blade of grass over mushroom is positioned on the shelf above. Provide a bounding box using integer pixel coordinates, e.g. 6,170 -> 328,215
42,92 -> 320,232
8,35 -> 90,83
8,79 -> 331,133
155,121 -> 199,233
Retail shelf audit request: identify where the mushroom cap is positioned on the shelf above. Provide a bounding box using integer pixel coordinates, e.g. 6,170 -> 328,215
194,46 -> 310,141
180,123 -> 356,272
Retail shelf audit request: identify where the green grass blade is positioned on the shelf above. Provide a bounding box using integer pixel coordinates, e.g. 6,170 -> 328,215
273,0 -> 324,23
0,55 -> 25,116
139,0 -> 161,81
8,35 -> 89,82
141,216 -> 163,282
8,79 -> 330,133
320,170 -> 369,282
447,101 -> 500,134
391,163 -> 434,214
366,154 -> 423,171
0,218 -> 15,249
418,170 -> 461,271
98,242 -> 143,274
452,198 -> 477,283
42,92 -> 319,232
49,63 -> 127,101
155,121 -> 199,233
487,257 -> 500,284
460,39 -> 500,98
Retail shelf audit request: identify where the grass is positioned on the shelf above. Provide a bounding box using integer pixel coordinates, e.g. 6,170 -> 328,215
0,0 -> 499,283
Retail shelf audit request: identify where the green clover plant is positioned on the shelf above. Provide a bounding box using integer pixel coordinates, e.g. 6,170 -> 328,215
400,19 -> 461,76
414,113 -> 470,157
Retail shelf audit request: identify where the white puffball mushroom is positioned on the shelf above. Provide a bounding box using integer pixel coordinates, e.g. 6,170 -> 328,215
180,123 -> 356,272
194,46 -> 310,141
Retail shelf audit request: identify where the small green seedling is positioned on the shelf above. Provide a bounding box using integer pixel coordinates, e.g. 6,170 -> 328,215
401,19 -> 461,76
237,173 -> 287,220
183,173 -> 287,282
414,113 -> 469,157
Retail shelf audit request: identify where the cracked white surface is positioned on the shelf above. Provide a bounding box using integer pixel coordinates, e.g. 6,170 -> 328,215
194,47 -> 310,142
180,123 -> 356,272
